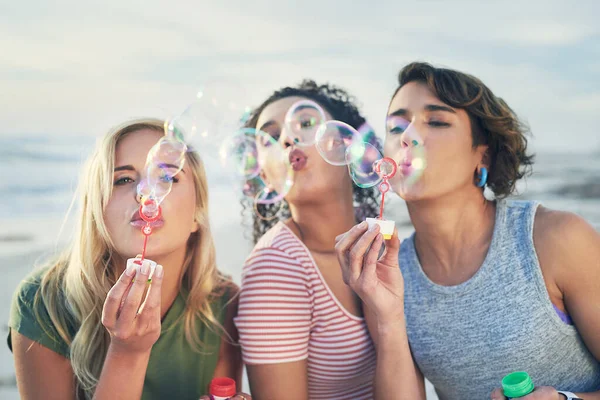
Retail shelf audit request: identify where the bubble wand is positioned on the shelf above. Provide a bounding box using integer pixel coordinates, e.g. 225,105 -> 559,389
367,157 -> 397,239
136,199 -> 162,264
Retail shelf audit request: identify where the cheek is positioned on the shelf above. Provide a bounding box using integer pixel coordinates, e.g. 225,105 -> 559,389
104,193 -> 128,229
383,136 -> 403,159
168,185 -> 197,221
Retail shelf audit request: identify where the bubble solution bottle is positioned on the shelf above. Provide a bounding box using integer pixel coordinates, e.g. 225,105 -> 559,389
208,377 -> 237,400
502,372 -> 534,399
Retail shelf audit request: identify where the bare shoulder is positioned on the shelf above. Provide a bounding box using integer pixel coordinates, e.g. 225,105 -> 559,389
534,206 -> 600,288
534,206 -> 599,251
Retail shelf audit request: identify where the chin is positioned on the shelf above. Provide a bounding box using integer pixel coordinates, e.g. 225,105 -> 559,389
392,179 -> 427,202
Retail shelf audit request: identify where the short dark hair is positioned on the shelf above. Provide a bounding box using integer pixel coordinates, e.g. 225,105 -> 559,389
395,62 -> 535,198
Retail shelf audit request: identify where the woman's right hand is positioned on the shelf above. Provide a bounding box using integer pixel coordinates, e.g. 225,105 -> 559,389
101,258 -> 164,355
335,221 -> 404,325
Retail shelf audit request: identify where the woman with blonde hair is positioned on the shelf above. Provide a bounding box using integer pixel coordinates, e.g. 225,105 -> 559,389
8,119 -> 249,399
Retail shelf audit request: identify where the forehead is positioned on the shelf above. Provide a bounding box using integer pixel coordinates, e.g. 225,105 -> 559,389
256,96 -> 332,128
388,81 -> 443,115
115,128 -> 163,164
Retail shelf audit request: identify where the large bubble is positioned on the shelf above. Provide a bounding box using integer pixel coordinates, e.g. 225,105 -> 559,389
166,79 -> 250,159
137,136 -> 188,219
315,120 -> 362,166
284,99 -> 326,147
347,142 -> 392,188
220,128 -> 294,204
385,115 -> 427,187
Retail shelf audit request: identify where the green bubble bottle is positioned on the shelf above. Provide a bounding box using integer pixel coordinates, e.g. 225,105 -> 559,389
502,371 -> 534,399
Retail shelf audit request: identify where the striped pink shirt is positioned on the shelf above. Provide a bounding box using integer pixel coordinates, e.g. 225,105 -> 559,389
234,222 -> 376,400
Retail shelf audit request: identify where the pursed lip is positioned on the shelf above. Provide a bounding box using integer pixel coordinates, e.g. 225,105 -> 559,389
130,209 -> 164,228
289,148 -> 308,171
398,154 -> 413,176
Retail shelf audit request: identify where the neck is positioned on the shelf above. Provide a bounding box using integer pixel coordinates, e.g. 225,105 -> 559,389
408,188 -> 496,277
288,190 -> 356,253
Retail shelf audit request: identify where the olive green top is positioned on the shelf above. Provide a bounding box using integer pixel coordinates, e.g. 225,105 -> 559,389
8,267 -> 232,399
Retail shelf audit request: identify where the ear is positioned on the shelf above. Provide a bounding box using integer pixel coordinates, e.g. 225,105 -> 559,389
477,145 -> 490,170
259,169 -> 271,188
191,217 -> 200,233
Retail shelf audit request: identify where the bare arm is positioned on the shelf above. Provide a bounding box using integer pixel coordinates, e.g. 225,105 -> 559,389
94,260 -> 163,400
336,223 -> 425,400
537,210 -> 600,399
12,332 -> 76,400
247,361 -> 309,400
364,307 -> 426,400
212,285 -> 244,390
492,210 -> 600,400
11,261 -> 160,400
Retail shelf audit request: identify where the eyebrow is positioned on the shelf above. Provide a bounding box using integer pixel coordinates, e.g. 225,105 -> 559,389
425,104 -> 456,114
388,103 -> 457,117
114,164 -> 186,174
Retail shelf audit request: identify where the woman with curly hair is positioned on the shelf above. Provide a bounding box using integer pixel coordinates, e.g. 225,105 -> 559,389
234,80 -> 381,399
336,62 -> 600,399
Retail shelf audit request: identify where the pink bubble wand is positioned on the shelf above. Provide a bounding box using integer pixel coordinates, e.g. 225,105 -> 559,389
134,199 -> 162,265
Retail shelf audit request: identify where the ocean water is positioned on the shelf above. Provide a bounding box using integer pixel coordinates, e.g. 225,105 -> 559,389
2,135 -> 599,250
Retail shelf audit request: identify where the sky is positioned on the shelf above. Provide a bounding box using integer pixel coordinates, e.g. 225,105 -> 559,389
1,0 -> 599,152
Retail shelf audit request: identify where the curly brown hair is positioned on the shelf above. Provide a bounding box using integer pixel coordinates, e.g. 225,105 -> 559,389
241,80 -> 382,244
394,62 -> 535,198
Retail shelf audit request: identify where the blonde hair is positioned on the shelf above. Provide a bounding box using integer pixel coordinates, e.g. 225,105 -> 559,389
35,118 -> 228,399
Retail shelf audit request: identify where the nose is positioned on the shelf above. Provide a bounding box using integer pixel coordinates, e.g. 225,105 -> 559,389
400,122 -> 422,148
279,125 -> 297,149
134,183 -> 144,204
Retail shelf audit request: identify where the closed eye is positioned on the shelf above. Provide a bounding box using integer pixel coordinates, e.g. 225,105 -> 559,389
388,126 -> 406,135
160,175 -> 179,183
428,121 -> 450,127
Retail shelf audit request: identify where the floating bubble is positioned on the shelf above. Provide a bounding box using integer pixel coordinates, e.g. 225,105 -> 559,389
137,136 -> 187,218
385,115 -> 411,137
219,128 -> 294,204
240,176 -> 267,200
399,144 -> 427,187
385,115 -> 428,187
166,79 -> 250,159
238,169 -> 294,206
315,121 -> 362,166
284,99 -> 326,147
347,142 -> 388,188
219,128 -> 262,181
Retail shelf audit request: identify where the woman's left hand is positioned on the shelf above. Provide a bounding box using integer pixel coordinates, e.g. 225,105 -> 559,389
491,386 -> 562,399
199,392 -> 252,400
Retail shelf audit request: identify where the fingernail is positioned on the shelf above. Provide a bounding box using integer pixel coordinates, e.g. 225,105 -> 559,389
155,264 -> 164,278
125,265 -> 136,276
141,261 -> 149,275
359,221 -> 367,229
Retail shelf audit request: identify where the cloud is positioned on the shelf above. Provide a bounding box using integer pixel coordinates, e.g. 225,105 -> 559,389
0,0 -> 598,152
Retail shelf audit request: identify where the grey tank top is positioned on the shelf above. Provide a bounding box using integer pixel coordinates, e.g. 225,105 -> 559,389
400,200 -> 600,399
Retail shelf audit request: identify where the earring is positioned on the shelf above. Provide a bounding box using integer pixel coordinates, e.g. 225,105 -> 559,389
253,188 -> 283,221
477,167 -> 488,188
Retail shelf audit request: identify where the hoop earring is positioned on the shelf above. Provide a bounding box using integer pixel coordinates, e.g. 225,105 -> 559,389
253,189 -> 283,221
477,167 -> 488,188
